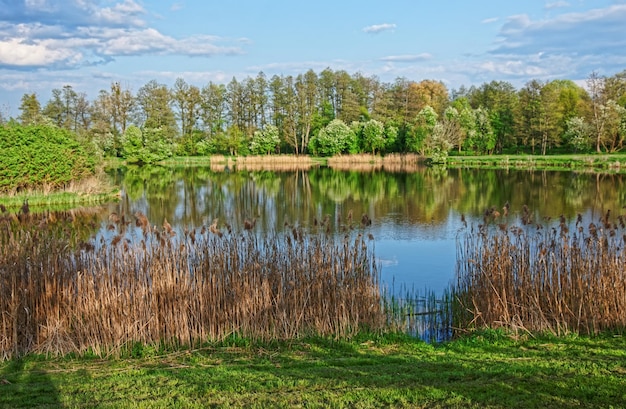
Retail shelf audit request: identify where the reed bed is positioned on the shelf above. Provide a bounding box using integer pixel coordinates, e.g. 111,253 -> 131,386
208,155 -> 319,171
0,211 -> 384,359
328,153 -> 427,172
455,213 -> 626,336
327,154 -> 383,166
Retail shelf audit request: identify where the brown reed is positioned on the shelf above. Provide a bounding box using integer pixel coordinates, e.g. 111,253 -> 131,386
209,155 -> 319,172
328,154 -> 427,173
0,212 -> 384,359
455,211 -> 626,336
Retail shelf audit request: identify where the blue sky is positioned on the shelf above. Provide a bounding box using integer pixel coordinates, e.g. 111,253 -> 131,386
1,0 -> 625,117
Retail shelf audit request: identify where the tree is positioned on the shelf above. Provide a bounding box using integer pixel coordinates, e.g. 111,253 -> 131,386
425,123 -> 453,164
136,80 -> 178,146
587,71 -> 626,152
250,124 -> 280,155
18,93 -> 43,125
295,70 -> 318,154
600,100 -> 626,152
251,72 -> 269,129
42,88 -> 65,128
450,98 -> 475,152
434,107 -> 464,153
121,124 -> 173,164
200,82 -> 227,138
172,77 -> 202,154
517,80 -> 544,153
409,80 -> 449,115
225,125 -> 246,156
406,106 -> 438,154
465,107 -> 495,154
587,71 -> 607,153
468,81 -> 517,152
360,119 -> 386,155
334,70 -> 361,123
308,119 -> 355,156
109,82 -> 134,137
564,117 -> 592,152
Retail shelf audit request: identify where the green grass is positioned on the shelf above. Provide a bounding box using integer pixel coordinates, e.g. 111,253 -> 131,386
446,153 -> 626,172
0,190 -> 119,211
1,331 -> 625,408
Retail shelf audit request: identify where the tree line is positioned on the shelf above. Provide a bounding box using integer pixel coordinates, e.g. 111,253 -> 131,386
8,68 -> 626,164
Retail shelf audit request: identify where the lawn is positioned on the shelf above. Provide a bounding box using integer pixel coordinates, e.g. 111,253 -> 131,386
1,331 -> 625,408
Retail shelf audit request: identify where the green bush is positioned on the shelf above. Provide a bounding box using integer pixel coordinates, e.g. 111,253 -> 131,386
0,123 -> 96,192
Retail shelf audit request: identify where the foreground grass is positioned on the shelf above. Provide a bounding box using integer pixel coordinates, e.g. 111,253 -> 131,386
1,332 -> 625,408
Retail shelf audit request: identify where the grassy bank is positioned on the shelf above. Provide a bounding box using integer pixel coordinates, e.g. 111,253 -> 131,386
159,153 -> 626,173
447,153 -> 626,172
1,331 -> 624,408
0,173 -> 120,211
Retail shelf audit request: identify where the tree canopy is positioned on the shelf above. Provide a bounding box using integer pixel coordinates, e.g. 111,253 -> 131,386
9,68 -> 626,162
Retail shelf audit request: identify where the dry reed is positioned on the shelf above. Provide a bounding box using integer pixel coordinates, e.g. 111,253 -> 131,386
209,155 -> 319,172
328,154 -> 426,173
0,211 -> 384,359
455,211 -> 626,336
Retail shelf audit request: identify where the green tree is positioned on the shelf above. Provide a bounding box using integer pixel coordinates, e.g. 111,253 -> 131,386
137,80 -> 178,154
309,119 -> 355,156
468,81 -> 517,152
564,116 -> 592,152
172,77 -> 202,155
587,71 -> 607,153
18,93 -> 43,125
450,98 -> 475,152
425,122 -> 453,164
42,88 -> 65,128
200,82 -> 227,138
295,70 -> 318,154
360,119 -> 386,154
406,106 -> 438,154
121,125 -> 173,164
465,107 -> 495,154
225,125 -> 246,156
250,124 -> 280,154
136,80 -> 178,142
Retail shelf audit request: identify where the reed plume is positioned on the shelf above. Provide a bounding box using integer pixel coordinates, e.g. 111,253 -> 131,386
0,212 -> 384,359
455,211 -> 626,336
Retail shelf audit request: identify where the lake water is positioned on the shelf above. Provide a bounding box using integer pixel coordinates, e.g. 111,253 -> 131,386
102,165 -> 626,295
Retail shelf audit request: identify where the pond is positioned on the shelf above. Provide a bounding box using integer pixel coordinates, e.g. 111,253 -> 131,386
102,165 -> 626,296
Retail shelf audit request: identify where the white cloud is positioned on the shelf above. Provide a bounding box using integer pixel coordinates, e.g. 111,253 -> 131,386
0,0 -> 246,69
545,1 -> 570,10
488,4 -> 626,80
481,17 -> 499,24
0,37 -> 79,67
94,0 -> 146,27
380,54 -> 432,63
363,23 -> 396,34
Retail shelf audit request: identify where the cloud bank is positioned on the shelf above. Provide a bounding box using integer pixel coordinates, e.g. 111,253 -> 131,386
0,0 -> 245,69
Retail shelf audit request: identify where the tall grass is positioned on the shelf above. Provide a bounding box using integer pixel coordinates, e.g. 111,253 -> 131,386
0,211 -> 385,359
455,213 -> 626,335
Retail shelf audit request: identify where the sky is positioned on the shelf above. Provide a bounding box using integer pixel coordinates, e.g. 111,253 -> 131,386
1,0 -> 625,117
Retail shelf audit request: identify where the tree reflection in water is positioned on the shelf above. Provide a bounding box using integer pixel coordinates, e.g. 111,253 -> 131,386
105,165 -> 626,295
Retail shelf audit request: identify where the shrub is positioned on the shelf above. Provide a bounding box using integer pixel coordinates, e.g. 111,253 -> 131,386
0,123 -> 96,192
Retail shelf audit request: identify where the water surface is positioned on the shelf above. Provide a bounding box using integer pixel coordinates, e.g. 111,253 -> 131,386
104,166 -> 626,294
